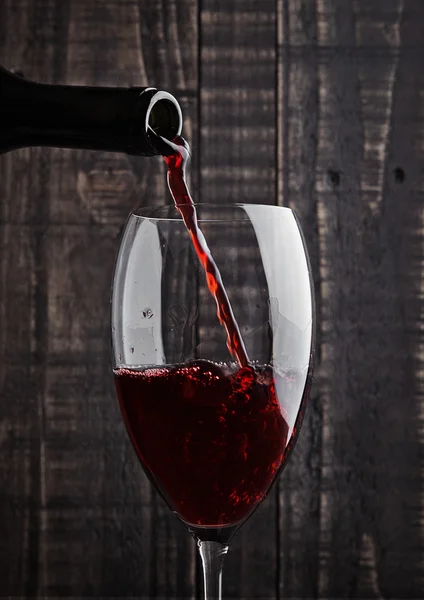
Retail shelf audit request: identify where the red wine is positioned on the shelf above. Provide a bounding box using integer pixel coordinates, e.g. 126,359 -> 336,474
115,360 -> 288,527
162,137 -> 249,367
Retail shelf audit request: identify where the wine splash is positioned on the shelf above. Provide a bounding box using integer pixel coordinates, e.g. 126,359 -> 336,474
115,360 -> 288,527
162,136 -> 249,367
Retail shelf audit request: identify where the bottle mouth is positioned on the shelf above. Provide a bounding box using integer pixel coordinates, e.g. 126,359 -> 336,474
147,92 -> 182,139
146,91 -> 183,154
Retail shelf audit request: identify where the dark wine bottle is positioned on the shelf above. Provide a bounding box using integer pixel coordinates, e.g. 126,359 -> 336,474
0,66 -> 182,156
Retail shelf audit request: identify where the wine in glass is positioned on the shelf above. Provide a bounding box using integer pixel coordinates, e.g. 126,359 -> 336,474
111,200 -> 314,599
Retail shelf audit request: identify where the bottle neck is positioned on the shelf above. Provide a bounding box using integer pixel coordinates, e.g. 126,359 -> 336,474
0,68 -> 180,156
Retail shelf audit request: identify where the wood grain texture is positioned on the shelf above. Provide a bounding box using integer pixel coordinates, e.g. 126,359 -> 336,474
200,0 -> 277,207
281,0 -> 422,598
277,1 -> 424,598
318,1 -> 424,597
276,2 -> 322,599
0,1 -> 62,596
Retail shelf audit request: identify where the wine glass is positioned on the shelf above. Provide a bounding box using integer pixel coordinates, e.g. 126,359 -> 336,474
111,203 -> 314,599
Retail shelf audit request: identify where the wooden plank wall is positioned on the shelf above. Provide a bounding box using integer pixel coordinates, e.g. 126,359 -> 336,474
0,0 -> 423,597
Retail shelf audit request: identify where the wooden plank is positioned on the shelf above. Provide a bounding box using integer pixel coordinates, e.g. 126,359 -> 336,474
0,226 -> 39,596
0,0 -> 199,596
351,1 -> 424,596
315,0 -> 424,598
316,0 -> 385,596
276,2 -> 322,599
200,1 -> 277,207
277,1 -> 424,598
0,0 -> 62,595
200,2 -> 278,599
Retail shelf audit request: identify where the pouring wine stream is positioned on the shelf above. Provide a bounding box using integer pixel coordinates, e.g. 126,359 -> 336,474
159,134 -> 249,368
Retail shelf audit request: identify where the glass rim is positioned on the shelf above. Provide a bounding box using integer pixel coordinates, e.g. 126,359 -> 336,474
131,203 -> 295,223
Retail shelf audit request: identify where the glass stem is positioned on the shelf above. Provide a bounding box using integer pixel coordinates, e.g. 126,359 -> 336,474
198,541 -> 229,600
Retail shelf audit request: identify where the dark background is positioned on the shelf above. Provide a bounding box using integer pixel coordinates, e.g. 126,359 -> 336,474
0,0 -> 423,598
